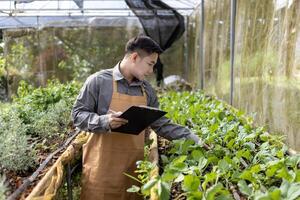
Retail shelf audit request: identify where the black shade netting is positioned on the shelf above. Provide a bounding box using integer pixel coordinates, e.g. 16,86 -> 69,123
125,0 -> 185,86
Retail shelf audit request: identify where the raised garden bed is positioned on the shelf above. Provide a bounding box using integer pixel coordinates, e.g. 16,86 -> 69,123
8,129 -> 158,200
128,91 -> 300,200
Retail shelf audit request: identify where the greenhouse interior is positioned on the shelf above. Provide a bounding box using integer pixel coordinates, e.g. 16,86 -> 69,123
0,0 -> 300,199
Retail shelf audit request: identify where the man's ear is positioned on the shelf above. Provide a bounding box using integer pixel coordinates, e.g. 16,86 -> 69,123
130,52 -> 139,63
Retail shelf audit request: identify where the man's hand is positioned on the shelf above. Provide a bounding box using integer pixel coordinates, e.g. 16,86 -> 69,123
107,111 -> 128,129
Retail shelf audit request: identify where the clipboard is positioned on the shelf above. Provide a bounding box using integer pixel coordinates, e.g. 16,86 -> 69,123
112,105 -> 167,135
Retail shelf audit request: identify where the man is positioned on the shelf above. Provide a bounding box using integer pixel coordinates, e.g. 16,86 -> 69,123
72,35 -> 199,200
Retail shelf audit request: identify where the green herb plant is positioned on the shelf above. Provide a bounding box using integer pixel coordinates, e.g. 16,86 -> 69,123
0,80 -> 81,173
0,112 -> 36,172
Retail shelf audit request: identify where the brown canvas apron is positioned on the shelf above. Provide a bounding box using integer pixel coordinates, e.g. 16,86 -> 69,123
80,78 -> 146,200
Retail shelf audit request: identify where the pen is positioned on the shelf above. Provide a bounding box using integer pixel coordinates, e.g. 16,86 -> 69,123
108,109 -> 118,114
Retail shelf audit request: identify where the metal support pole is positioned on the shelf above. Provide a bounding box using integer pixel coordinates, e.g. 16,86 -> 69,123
230,0 -> 236,105
3,31 -> 10,101
199,0 -> 205,90
183,15 -> 188,80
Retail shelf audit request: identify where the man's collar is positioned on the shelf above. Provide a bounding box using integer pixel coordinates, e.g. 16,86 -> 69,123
113,62 -> 143,86
112,62 -> 124,81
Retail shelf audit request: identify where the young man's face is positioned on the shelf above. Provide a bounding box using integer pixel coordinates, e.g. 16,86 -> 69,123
131,52 -> 158,81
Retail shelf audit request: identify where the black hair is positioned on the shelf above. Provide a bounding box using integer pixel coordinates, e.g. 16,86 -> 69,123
125,35 -> 163,56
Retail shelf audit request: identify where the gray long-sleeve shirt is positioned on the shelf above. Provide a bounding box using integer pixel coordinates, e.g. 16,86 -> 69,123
71,63 -> 199,142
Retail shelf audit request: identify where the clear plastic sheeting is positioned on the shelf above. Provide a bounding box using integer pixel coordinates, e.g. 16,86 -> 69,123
186,0 -> 231,100
233,0 -> 300,150
188,0 -> 300,151
2,24 -> 143,94
1,20 -> 186,97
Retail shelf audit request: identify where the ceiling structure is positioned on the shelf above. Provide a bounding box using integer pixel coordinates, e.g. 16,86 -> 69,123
0,0 -> 200,16
0,0 -> 200,28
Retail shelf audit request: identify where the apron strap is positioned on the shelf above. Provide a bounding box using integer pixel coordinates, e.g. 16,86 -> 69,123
113,77 -> 118,93
140,84 -> 146,97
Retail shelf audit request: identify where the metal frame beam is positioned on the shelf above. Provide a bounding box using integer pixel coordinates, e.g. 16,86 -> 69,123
230,0 -> 236,105
0,8 -> 195,11
199,0 -> 204,89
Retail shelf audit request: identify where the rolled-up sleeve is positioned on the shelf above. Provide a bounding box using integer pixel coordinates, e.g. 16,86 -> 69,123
72,75 -> 109,133
146,84 -> 199,143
